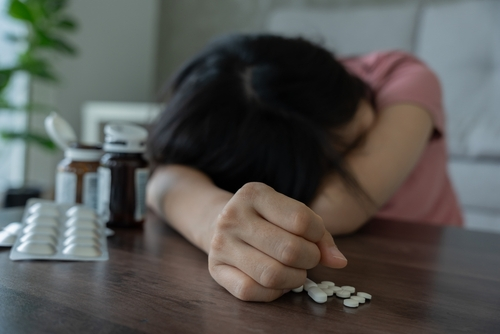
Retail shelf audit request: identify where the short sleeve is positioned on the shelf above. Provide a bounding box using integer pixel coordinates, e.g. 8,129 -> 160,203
341,51 -> 445,136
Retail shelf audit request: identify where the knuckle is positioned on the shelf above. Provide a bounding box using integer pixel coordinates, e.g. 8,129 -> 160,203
279,239 -> 302,266
237,182 -> 267,201
259,263 -> 285,288
209,231 -> 227,253
289,204 -> 312,235
216,207 -> 239,231
233,278 -> 255,301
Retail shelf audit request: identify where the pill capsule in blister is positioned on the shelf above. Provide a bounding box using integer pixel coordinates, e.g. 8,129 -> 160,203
341,286 -> 355,293
66,206 -> 97,220
0,231 -> 16,246
64,227 -> 100,238
357,292 -> 372,300
63,236 -> 99,247
63,244 -> 101,257
343,298 -> 359,308
28,203 -> 58,216
20,233 -> 57,245
336,290 -> 351,298
23,225 -> 57,236
65,218 -> 98,229
17,241 -> 56,255
350,296 -> 366,304
308,287 -> 327,303
304,278 -> 317,291
292,285 -> 303,293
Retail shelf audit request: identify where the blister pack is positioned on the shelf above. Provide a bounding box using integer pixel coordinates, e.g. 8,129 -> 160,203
9,199 -> 109,261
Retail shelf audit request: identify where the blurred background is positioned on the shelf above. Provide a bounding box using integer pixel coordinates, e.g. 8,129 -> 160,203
1,0 -> 499,233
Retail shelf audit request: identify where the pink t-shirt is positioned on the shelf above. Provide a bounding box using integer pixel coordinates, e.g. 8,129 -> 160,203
341,51 -> 464,226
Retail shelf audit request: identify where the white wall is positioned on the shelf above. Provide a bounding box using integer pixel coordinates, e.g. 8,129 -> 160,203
25,0 -> 159,194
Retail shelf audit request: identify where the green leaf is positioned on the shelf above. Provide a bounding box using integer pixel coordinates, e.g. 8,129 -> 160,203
18,54 -> 58,81
1,130 -> 56,150
40,0 -> 68,14
35,30 -> 77,55
8,0 -> 35,22
56,17 -> 77,31
0,70 -> 13,91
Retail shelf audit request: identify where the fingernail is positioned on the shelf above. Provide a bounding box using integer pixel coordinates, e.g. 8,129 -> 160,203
330,247 -> 347,262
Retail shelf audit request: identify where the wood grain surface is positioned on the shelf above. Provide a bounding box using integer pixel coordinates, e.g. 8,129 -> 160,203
1,212 -> 499,334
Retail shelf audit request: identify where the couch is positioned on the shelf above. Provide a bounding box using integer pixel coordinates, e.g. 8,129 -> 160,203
267,0 -> 500,233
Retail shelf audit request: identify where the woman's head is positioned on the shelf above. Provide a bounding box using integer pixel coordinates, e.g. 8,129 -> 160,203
147,34 -> 370,204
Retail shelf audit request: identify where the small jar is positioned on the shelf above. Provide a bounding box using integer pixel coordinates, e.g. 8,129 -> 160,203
56,145 -> 103,211
97,123 -> 149,228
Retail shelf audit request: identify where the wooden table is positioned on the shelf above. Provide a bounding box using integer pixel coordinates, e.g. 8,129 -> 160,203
1,211 -> 500,334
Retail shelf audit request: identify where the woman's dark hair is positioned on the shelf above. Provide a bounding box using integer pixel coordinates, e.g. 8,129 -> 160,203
147,34 -> 369,205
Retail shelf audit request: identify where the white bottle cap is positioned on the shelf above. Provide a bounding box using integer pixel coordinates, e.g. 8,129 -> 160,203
103,123 -> 148,153
64,148 -> 103,161
44,112 -> 78,151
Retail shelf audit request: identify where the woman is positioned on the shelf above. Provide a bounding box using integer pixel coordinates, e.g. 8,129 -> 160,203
146,34 -> 463,302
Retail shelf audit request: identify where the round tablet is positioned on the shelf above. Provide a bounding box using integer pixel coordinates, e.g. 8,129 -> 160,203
357,292 -> 372,300
292,285 -> 303,293
321,281 -> 335,287
316,283 -> 329,290
307,287 -> 327,303
350,296 -> 366,304
341,285 -> 355,293
17,241 -> 56,255
304,278 -> 317,291
335,290 -> 351,298
343,298 -> 359,308
323,288 -> 334,297
331,286 -> 342,292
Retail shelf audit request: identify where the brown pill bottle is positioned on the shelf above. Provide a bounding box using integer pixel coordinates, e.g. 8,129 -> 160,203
97,123 -> 149,228
56,145 -> 103,211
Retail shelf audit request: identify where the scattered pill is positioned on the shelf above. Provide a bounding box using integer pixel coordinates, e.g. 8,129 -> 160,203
341,286 -> 355,293
292,285 -> 304,293
357,292 -> 372,300
321,281 -> 335,287
331,286 -> 342,293
304,278 -> 317,291
336,290 -> 351,298
350,296 -> 366,304
308,287 -> 327,303
316,283 -> 329,290
343,298 -> 359,308
323,288 -> 334,297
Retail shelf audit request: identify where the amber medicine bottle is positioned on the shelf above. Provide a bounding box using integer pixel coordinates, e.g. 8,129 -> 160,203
97,124 -> 149,228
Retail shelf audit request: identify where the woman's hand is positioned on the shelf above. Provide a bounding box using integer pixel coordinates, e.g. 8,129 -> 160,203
208,182 -> 347,302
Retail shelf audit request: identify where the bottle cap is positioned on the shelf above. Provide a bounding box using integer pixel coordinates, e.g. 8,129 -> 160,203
44,112 -> 78,151
103,123 -> 148,153
64,148 -> 103,161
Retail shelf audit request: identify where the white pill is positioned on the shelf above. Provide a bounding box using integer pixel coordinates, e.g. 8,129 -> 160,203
20,233 -> 57,245
357,292 -> 372,300
26,215 -> 58,227
292,285 -> 303,293
63,244 -> 101,257
23,225 -> 57,236
28,203 -> 58,216
321,281 -> 335,287
17,241 -> 56,255
65,217 -> 98,229
343,298 -> 359,308
307,287 -> 327,303
303,278 -> 317,291
336,290 -> 351,298
316,283 -> 329,290
331,286 -> 342,292
323,288 -> 334,297
66,206 -> 97,220
64,227 -> 100,238
350,296 -> 366,304
341,285 -> 355,293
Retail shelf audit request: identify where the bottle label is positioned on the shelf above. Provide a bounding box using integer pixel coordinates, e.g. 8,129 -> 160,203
56,172 -> 76,204
135,168 -> 149,221
83,172 -> 98,211
97,167 -> 111,222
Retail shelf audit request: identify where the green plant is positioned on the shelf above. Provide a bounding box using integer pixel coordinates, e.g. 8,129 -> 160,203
0,0 -> 77,149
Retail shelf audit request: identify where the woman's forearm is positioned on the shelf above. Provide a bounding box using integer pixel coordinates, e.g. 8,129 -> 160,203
146,165 -> 232,253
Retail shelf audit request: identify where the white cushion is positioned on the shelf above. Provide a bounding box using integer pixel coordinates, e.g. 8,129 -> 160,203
416,0 -> 500,158
267,3 -> 420,56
